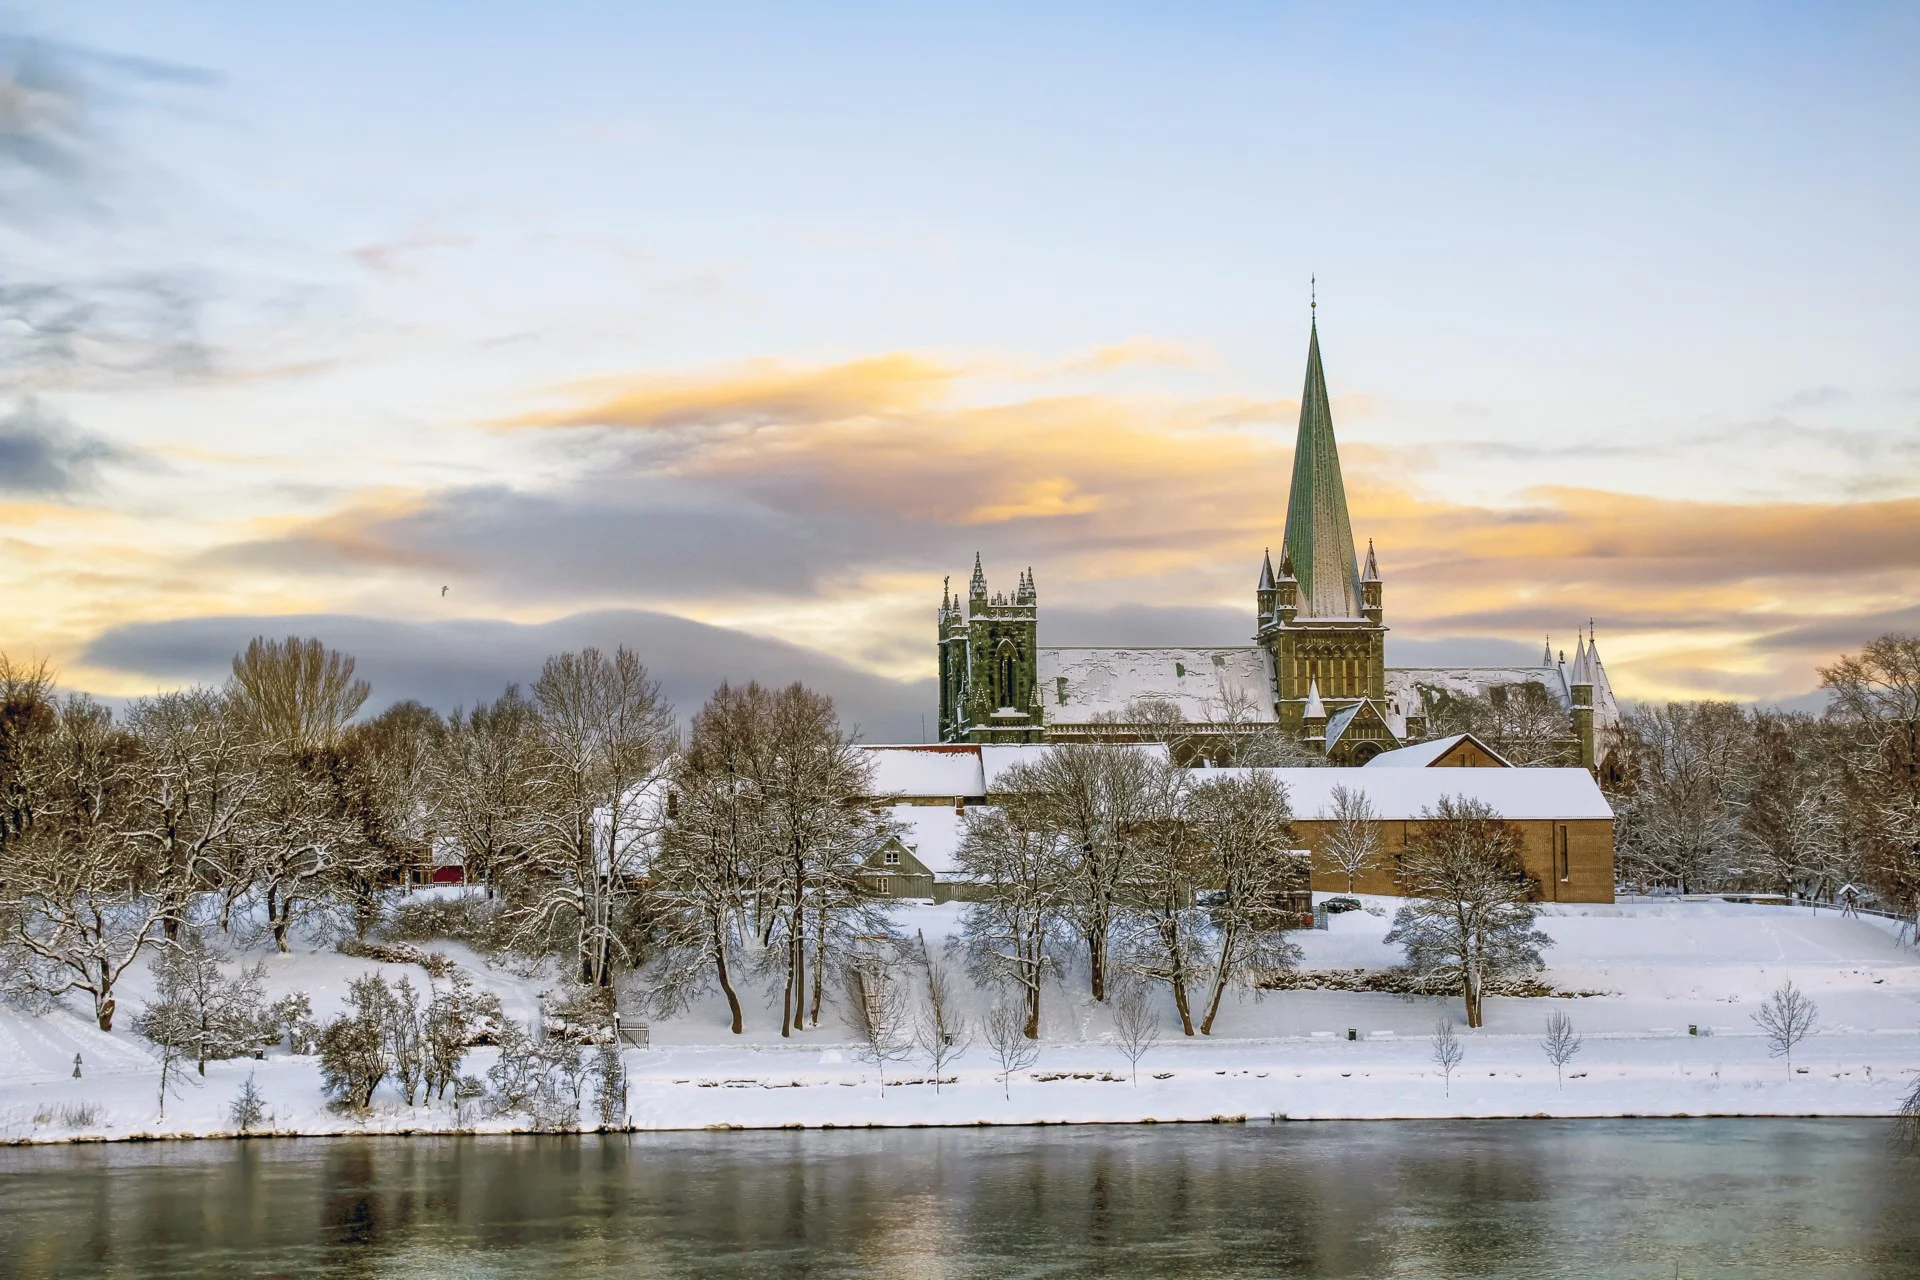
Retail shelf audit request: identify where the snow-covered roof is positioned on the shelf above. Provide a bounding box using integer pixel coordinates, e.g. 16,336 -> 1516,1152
1363,733 -> 1511,769
881,804 -> 972,878
980,742 -> 1169,791
1037,647 -> 1276,726
1207,766 -> 1613,821
862,745 -> 985,799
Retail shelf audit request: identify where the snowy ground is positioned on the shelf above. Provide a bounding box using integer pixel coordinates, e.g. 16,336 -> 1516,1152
4,895 -> 1917,1142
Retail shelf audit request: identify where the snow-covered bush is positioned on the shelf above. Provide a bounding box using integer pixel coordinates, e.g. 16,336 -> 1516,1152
135,933 -> 272,1076
318,974 -> 395,1112
337,938 -> 454,979
423,971 -> 502,1100
485,1019 -> 584,1130
229,1074 -> 268,1133
591,1042 -> 627,1128
270,992 -> 320,1054
384,894 -> 510,952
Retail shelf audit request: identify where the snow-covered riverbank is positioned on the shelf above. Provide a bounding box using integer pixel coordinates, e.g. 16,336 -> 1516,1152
5,898 -> 1916,1142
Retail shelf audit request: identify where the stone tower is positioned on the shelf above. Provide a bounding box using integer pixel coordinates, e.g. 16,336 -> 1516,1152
1255,314 -> 1393,762
938,555 -> 1044,743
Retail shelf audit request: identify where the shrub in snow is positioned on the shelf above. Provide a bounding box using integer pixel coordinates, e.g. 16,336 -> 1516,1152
1432,1020 -> 1464,1096
138,932 -> 271,1076
270,992 -> 320,1055
423,972 -> 501,1102
1900,1078 -> 1920,1157
384,894 -> 508,952
1541,1009 -> 1583,1088
912,936 -> 970,1094
337,938 -> 454,979
1109,981 -> 1160,1085
384,976 -> 427,1105
841,958 -> 913,1094
592,1042 -> 627,1128
984,1001 -> 1040,1100
1752,978 -> 1819,1077
319,974 -> 396,1112
485,1018 -> 584,1131
229,1074 -> 267,1133
1384,796 -> 1551,1028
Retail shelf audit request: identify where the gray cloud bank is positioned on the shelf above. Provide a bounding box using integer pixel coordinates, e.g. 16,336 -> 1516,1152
0,398 -> 129,493
82,610 -> 939,743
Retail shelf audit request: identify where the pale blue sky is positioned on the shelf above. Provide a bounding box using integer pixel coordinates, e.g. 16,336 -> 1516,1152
5,2 -> 1917,727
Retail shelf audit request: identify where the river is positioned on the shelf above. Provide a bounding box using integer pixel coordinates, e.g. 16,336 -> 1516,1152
2,1120 -> 1915,1278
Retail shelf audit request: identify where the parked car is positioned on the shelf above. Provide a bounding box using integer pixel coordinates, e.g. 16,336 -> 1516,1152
1322,896 -> 1364,915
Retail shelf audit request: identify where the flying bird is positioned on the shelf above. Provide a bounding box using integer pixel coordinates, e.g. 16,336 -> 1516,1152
440,585 -> 448,597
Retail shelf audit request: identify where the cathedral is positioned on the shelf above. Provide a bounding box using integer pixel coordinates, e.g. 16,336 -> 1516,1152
935,312 -> 1621,771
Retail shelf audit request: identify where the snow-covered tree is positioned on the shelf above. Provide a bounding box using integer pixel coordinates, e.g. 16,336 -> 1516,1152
1385,795 -> 1551,1028
912,934 -> 970,1093
983,1000 -> 1040,1100
1109,980 -> 1160,1084
955,804 -> 1068,1039
141,931 -> 270,1075
1431,1019 -> 1463,1096
1323,783 -> 1382,895
1187,770 -> 1304,1035
841,954 -> 913,1094
1540,1008 -> 1582,1088
1752,978 -> 1819,1077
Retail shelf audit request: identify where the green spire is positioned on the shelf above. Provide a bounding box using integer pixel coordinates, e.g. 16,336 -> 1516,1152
1281,316 -> 1362,618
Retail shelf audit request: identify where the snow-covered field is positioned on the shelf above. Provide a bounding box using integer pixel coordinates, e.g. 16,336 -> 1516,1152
4,896 -> 1916,1142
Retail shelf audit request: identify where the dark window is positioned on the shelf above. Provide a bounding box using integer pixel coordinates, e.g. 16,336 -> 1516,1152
885,850 -> 900,865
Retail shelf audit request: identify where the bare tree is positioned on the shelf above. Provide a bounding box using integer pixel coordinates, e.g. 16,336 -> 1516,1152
1323,783 -> 1382,895
0,696 -> 166,1030
229,636 -> 369,751
841,955 -> 912,1094
1820,634 -> 1920,916
512,647 -> 675,988
1109,981 -> 1160,1084
1431,1019 -> 1463,1096
1187,771 -> 1304,1035
1540,1008 -> 1582,1089
955,804 -> 1068,1038
1752,977 -> 1819,1077
118,688 -> 256,940
1013,744 -> 1158,1003
983,1000 -> 1040,1100
433,687 -> 540,895
1900,1077 -> 1920,1157
1384,795 -> 1551,1028
757,684 -> 893,1035
1610,701 -> 1754,893
1119,758 -> 1204,1035
913,932 -> 970,1093
143,930 -> 269,1075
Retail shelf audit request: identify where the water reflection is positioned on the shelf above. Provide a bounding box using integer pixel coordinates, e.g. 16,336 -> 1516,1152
2,1120 -> 1916,1278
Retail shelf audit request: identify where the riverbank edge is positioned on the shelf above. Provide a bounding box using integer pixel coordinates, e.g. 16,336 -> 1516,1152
6,1107 -> 1905,1146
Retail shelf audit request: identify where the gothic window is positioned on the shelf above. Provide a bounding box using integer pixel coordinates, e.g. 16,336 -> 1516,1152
995,639 -> 1019,709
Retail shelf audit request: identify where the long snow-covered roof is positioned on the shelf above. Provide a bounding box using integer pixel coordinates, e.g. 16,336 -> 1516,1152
1203,766 -> 1613,821
1037,647 -> 1276,726
863,745 -> 985,798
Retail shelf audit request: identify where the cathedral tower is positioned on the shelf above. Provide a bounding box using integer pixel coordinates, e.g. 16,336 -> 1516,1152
938,555 -> 1043,743
1257,309 -> 1394,762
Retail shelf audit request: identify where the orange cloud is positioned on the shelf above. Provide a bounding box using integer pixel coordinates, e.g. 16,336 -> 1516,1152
501,354 -> 955,430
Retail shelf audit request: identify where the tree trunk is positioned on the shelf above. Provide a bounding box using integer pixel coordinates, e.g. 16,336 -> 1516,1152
1172,975 -> 1195,1037
95,995 -> 116,1032
713,918 -> 744,1035
1198,922 -> 1238,1036
1088,927 -> 1107,1002
809,897 -> 828,1028
1023,981 -> 1041,1040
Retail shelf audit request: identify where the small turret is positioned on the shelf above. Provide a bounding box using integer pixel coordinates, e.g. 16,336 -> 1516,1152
1359,538 -> 1382,624
1568,630 -> 1596,773
1256,548 -> 1278,622
1275,545 -> 1299,625
1542,635 -> 1553,667
968,552 -> 988,616
1302,676 -> 1327,756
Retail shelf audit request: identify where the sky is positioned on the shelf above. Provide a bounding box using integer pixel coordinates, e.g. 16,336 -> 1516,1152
3,2 -> 1916,739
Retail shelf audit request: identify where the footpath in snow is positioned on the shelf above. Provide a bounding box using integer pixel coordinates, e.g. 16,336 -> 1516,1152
3,897 -> 1917,1142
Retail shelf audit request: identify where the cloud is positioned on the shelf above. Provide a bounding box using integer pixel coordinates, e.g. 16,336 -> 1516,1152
0,273 -> 211,390
80,610 -> 938,743
0,399 -> 132,494
349,231 -> 474,275
1782,385 -> 1845,409
503,354 -> 955,431
1061,339 -> 1212,373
